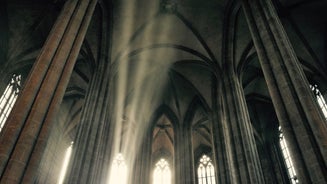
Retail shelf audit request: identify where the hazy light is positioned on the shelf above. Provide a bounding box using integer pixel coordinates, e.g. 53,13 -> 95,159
110,3 -> 175,178
108,1 -> 182,183
153,158 -> 171,184
58,142 -> 73,184
109,153 -> 128,184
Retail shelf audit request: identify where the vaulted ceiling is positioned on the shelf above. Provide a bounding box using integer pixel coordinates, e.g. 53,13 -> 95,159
1,0 -> 326,150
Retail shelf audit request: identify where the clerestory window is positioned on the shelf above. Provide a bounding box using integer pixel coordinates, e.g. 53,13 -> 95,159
310,84 -> 327,119
0,74 -> 21,132
197,154 -> 216,184
153,158 -> 171,184
109,153 -> 128,184
58,142 -> 74,184
279,126 -> 299,184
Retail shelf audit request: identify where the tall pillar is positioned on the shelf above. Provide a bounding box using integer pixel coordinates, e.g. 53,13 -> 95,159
268,131 -> 290,183
221,70 -> 265,183
246,100 -> 290,183
64,2 -> 113,182
211,77 -> 230,184
256,131 -> 289,183
175,127 -> 195,184
242,0 -> 327,183
131,132 -> 151,184
36,136 -> 70,184
0,0 -> 97,183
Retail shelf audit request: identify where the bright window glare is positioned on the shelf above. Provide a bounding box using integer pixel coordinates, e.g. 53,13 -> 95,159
0,74 -> 21,132
310,84 -> 327,119
197,155 -> 216,184
153,158 -> 171,184
279,127 -> 298,184
109,153 -> 128,184
58,142 -> 73,184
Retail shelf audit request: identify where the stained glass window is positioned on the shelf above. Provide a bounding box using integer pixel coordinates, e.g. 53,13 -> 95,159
197,154 -> 216,184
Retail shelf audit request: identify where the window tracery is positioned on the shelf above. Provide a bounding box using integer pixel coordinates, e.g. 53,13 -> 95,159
197,154 -> 216,184
0,74 -> 21,132
109,153 -> 128,184
153,158 -> 171,184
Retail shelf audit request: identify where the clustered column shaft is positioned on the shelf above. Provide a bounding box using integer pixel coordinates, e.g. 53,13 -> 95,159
64,2 -> 113,183
221,69 -> 265,183
0,0 -> 97,183
1,0 -> 326,183
131,133 -> 151,184
242,0 -> 327,183
175,126 -> 195,184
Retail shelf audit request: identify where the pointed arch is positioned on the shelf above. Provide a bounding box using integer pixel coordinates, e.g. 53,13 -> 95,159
149,104 -> 179,132
150,105 -> 178,158
183,95 -> 211,130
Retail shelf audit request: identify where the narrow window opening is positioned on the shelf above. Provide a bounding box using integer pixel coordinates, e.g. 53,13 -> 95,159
0,74 -> 21,132
310,84 -> 327,119
197,154 -> 216,184
153,158 -> 171,184
58,142 -> 73,184
109,153 -> 128,184
279,127 -> 299,184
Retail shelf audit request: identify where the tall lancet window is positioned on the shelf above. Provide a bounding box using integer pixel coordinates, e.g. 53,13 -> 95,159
58,142 -> 73,184
153,158 -> 171,184
310,84 -> 327,119
279,126 -> 299,184
0,74 -> 21,132
109,153 -> 128,184
197,154 -> 216,184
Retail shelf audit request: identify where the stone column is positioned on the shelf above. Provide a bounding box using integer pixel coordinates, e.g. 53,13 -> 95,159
64,45 -> 112,184
256,130 -> 289,183
242,0 -> 327,183
211,77 -> 230,184
36,136 -> 70,184
268,131 -> 290,183
131,132 -> 151,184
64,2 -> 113,182
221,70 -> 265,183
175,126 -> 195,184
0,0 -> 97,183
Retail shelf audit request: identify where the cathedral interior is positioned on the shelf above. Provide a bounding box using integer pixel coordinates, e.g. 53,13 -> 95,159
0,0 -> 326,183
